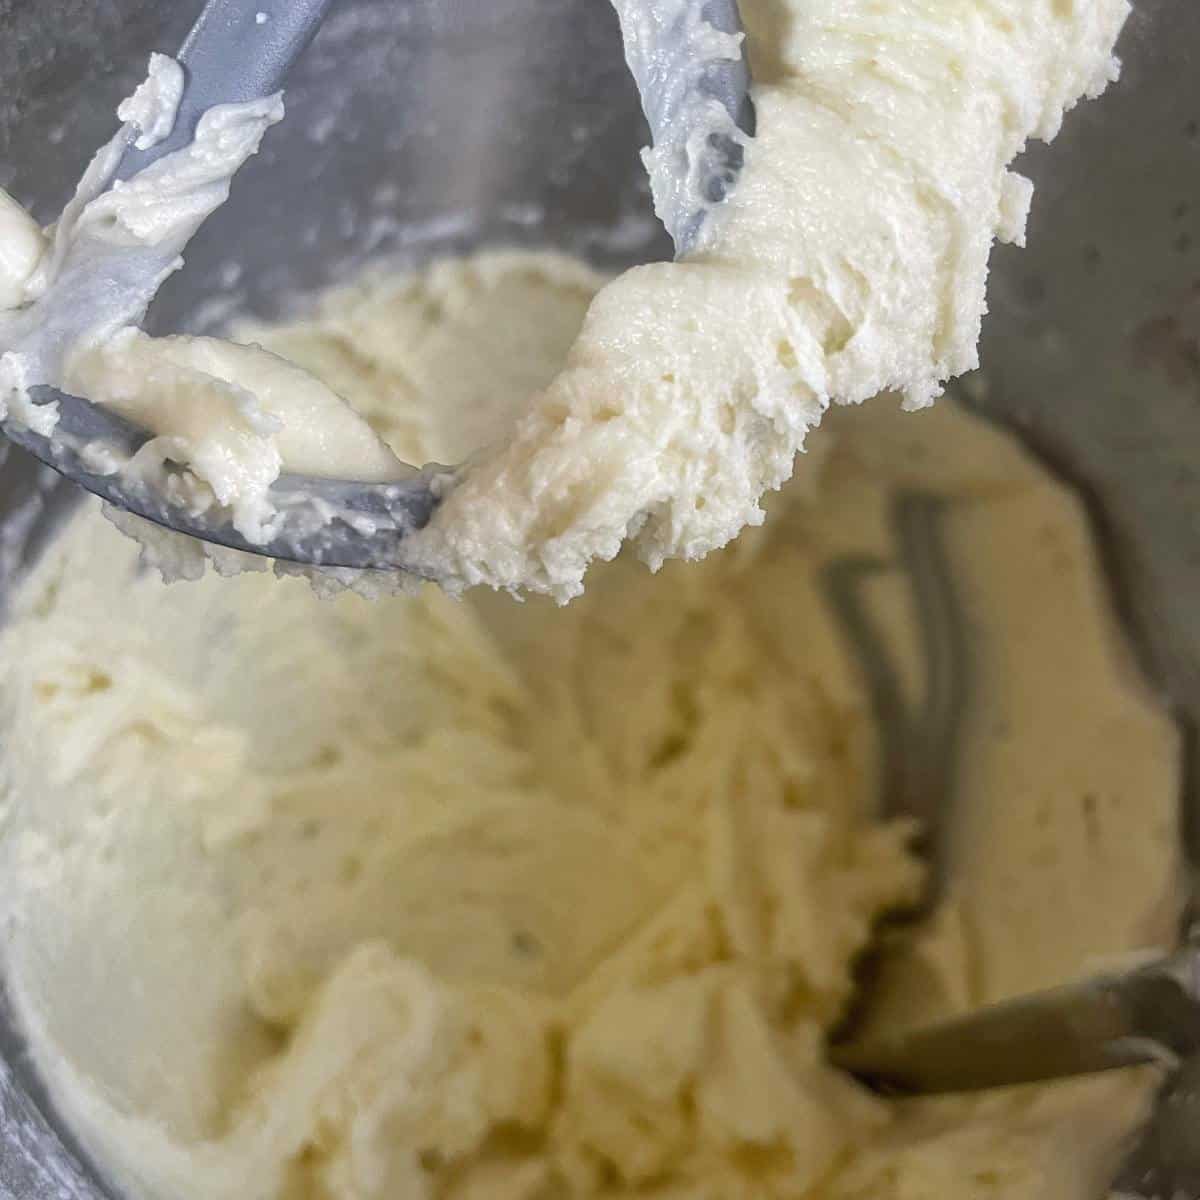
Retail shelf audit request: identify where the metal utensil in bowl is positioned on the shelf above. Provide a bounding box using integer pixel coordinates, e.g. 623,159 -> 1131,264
0,1 -> 1197,1197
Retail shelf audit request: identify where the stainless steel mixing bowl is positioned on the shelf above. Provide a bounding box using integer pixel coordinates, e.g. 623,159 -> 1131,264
0,1 -> 1198,1196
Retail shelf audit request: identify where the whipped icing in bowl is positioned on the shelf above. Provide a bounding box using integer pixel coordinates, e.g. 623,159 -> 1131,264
0,249 -> 1180,1200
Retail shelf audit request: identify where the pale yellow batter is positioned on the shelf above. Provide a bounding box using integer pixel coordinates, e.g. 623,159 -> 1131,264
0,253 -> 1180,1200
0,0 -> 1133,598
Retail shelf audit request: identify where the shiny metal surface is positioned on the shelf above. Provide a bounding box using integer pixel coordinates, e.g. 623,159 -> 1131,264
0,0 -> 1197,1197
831,946 -> 1200,1094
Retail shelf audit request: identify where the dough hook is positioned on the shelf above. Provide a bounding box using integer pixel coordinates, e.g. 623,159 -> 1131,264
0,0 -> 754,570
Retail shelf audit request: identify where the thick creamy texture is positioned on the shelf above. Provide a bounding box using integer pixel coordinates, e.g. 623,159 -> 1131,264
0,68 -> 407,542
0,191 -> 48,310
395,0 -> 1129,597
66,330 -> 407,542
1,0 -> 1130,596
116,53 -> 185,152
0,253 -> 1181,1200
